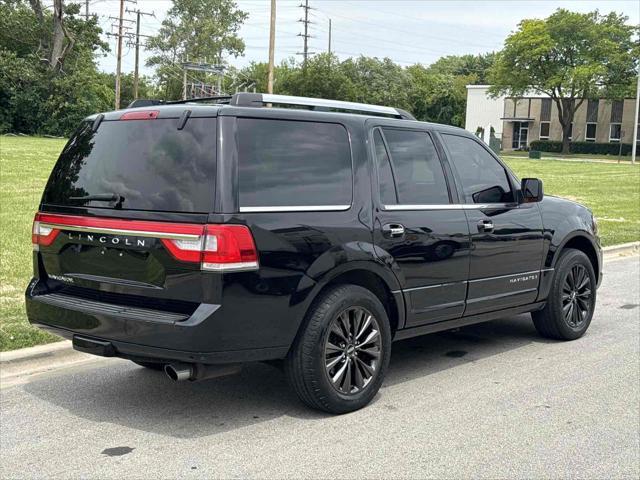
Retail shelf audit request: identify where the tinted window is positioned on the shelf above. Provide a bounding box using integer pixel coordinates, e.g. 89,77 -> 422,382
442,134 -> 514,204
380,129 -> 449,205
238,119 -> 352,207
43,118 -> 216,212
373,129 -> 397,205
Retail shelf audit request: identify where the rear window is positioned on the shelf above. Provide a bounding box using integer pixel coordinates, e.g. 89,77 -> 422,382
42,118 -> 216,212
237,118 -> 352,209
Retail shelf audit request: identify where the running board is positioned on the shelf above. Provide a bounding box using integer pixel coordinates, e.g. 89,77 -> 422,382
393,302 -> 545,341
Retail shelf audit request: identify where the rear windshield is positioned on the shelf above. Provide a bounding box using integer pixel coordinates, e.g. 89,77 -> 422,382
42,118 -> 216,213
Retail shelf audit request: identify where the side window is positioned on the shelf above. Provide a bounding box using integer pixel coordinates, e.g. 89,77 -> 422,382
375,128 -> 450,205
373,129 -> 398,205
442,134 -> 514,204
238,119 -> 352,208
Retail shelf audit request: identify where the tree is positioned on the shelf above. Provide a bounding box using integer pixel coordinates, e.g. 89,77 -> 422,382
0,1 -> 110,135
427,53 -> 496,84
407,66 -> 470,126
489,9 -> 639,153
146,0 -> 248,100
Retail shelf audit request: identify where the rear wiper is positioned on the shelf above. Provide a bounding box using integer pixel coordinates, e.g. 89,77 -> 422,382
69,193 -> 125,208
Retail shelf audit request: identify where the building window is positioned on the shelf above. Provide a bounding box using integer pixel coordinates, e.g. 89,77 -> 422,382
585,123 -> 597,142
586,99 -> 599,123
610,100 -> 623,123
539,122 -> 550,140
609,123 -> 622,143
636,125 -> 639,143
540,98 -> 552,122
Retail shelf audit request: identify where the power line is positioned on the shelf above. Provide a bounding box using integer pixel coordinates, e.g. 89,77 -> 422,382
298,0 -> 313,65
125,7 -> 155,100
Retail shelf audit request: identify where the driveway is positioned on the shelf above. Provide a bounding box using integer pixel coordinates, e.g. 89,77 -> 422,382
1,256 -> 638,479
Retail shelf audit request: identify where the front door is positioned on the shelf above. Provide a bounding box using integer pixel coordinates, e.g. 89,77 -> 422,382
370,126 -> 471,327
512,122 -> 529,150
439,133 -> 544,316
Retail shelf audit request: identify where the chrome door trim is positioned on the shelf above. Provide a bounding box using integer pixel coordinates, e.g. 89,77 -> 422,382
382,203 -> 517,211
239,205 -> 351,213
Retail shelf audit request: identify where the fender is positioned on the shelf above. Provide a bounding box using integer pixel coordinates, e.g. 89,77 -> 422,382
537,196 -> 602,301
290,244 -> 405,337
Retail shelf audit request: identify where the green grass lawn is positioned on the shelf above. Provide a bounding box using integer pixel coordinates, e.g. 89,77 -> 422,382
0,136 -> 639,351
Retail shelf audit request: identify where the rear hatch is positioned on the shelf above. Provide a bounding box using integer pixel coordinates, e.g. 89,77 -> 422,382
32,109 -> 257,318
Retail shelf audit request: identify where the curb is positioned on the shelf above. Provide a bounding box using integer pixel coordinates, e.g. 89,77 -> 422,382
603,241 -> 640,258
0,340 -> 99,386
2,242 -> 638,379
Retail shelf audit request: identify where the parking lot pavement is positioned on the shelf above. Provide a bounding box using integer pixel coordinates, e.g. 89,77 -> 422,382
1,256 -> 638,480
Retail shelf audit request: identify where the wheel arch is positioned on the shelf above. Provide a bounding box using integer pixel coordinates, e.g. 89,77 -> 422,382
550,231 -> 601,281
292,261 -> 405,349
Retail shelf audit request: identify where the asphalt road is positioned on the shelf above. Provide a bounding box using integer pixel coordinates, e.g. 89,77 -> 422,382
1,256 -> 639,479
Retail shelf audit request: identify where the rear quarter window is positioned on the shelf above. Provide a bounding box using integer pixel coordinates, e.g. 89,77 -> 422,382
237,118 -> 352,209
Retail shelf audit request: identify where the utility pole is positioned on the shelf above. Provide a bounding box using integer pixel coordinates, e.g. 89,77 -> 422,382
298,0 -> 312,66
114,0 -> 125,110
267,0 -> 276,94
632,70 -> 639,164
85,0 -> 89,21
126,8 -> 154,100
328,18 -> 332,54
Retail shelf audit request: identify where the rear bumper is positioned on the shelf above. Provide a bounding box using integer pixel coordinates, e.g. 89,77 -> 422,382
25,278 -> 291,364
35,323 -> 289,364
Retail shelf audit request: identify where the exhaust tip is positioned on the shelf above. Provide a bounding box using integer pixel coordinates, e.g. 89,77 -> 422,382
164,363 -> 192,382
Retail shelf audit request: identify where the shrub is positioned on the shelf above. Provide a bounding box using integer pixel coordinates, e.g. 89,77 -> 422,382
528,140 -> 633,156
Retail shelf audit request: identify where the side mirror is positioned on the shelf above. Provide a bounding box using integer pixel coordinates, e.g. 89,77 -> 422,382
520,178 -> 544,203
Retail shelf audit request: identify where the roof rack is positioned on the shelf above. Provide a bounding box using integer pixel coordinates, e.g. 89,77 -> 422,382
127,93 -> 416,120
229,93 -> 416,120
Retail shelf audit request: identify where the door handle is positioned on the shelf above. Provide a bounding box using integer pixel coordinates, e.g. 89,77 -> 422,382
477,220 -> 494,233
382,223 -> 405,238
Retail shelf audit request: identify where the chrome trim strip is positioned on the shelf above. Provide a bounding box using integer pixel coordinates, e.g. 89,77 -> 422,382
40,223 -> 200,241
541,268 -> 555,273
402,281 -> 468,293
239,205 -> 350,213
468,270 -> 540,283
394,271 -> 541,294
466,287 -> 538,304
383,203 -> 516,211
261,94 -> 400,116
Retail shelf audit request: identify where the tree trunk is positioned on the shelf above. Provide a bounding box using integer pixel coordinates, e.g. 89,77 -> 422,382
561,124 -> 572,154
49,0 -> 66,71
554,97 -> 575,155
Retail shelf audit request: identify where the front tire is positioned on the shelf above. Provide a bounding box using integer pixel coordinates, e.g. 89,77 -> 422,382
533,249 -> 596,340
285,285 -> 392,414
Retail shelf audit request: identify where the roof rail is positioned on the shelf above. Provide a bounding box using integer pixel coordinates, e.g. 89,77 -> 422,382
126,93 -> 417,120
230,93 -> 416,120
126,96 -> 233,109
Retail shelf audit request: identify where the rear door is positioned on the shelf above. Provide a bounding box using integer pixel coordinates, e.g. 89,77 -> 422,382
438,132 -> 544,315
370,125 -> 471,328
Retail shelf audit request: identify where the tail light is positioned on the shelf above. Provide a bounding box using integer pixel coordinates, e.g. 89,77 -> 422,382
32,213 -> 60,250
31,212 -> 258,272
162,225 -> 259,272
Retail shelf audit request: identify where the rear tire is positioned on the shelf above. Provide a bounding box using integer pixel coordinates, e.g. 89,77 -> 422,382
132,360 -> 165,371
532,249 -> 596,340
285,284 -> 392,414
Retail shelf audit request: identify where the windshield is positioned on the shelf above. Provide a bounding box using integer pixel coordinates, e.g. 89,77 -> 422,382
42,117 -> 216,213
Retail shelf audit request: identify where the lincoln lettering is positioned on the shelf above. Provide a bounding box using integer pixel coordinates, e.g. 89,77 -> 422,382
67,232 -> 146,247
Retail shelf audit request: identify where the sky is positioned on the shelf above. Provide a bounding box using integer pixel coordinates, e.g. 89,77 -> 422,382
88,0 -> 640,79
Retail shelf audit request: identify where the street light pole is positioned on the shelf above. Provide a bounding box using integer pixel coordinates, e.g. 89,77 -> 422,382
267,0 -> 276,94
631,71 -> 639,165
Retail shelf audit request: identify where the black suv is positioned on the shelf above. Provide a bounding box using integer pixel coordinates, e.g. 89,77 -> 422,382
26,93 -> 602,413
